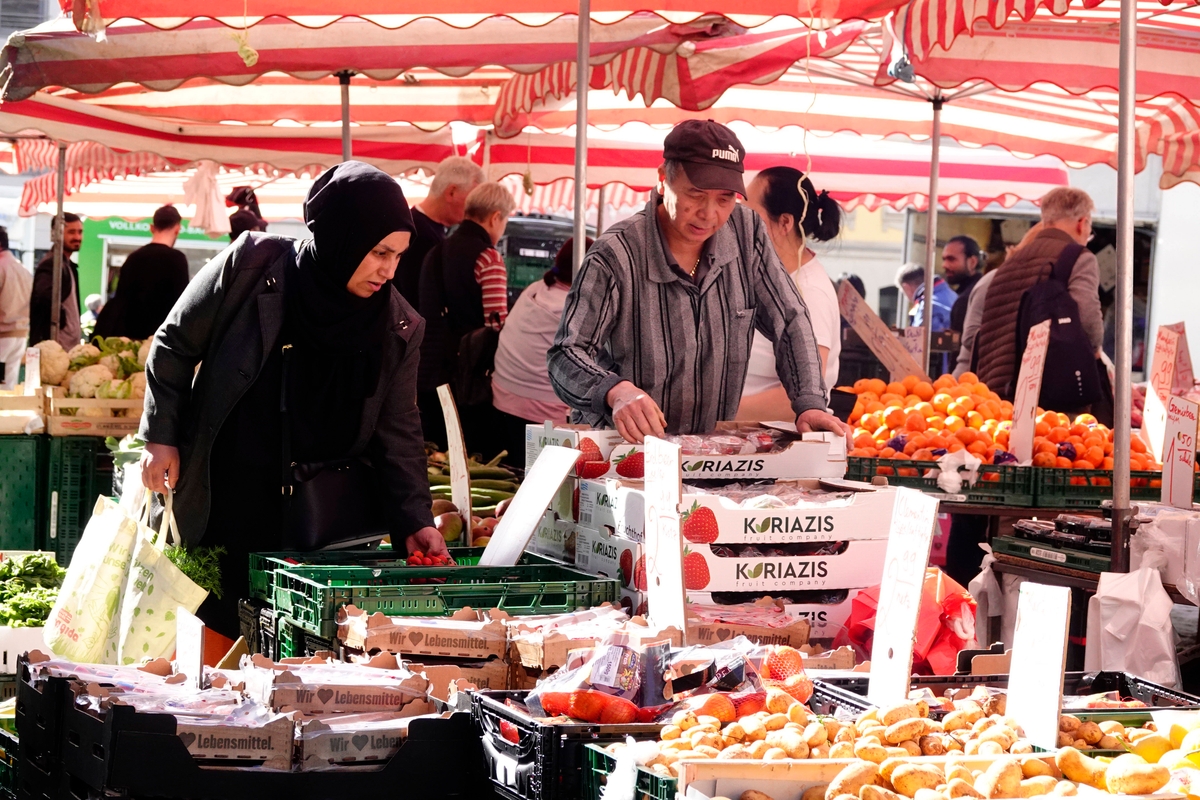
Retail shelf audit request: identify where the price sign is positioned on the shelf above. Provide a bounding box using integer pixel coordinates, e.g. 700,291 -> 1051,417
1007,583 -> 1071,750
175,606 -> 206,689
868,487 -> 939,705
23,348 -> 39,394
838,281 -> 930,383
902,327 -> 925,370
1162,395 -> 1198,509
1144,327 -> 1180,461
478,445 -> 578,566
643,436 -> 687,637
437,385 -> 473,543
1163,322 -> 1195,393
1009,320 -> 1051,464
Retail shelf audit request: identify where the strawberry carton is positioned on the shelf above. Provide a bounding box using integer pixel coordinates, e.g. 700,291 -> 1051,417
676,540 -> 887,594
573,526 -> 644,594
577,478 -> 646,542
527,510 -> 578,563
525,423 -> 625,520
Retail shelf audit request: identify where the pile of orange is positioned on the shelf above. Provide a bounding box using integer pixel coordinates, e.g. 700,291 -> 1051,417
844,373 -> 1013,465
843,372 -> 1164,474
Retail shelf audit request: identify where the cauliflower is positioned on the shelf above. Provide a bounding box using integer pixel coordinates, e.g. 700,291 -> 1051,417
130,371 -> 147,399
98,354 -> 121,376
137,339 -> 151,368
96,380 -> 131,400
67,343 -> 101,369
69,364 -> 115,398
34,340 -> 69,386
61,368 -> 77,388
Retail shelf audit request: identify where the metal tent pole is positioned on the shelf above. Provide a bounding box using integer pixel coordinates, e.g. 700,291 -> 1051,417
573,1 -> 590,271
921,98 -> 944,374
339,71 -> 352,162
1110,0 -> 1137,572
49,142 -> 66,344
596,184 -> 606,235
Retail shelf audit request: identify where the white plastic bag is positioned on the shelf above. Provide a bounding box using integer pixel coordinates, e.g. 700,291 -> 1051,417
1084,568 -> 1180,688
968,544 -> 1004,642
932,449 -> 983,494
43,497 -> 140,662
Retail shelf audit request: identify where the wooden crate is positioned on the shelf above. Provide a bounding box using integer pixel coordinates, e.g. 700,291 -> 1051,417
45,387 -> 142,437
0,393 -> 45,434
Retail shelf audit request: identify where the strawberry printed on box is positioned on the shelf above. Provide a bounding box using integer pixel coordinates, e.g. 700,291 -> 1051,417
679,539 -> 887,593
603,429 -> 845,481
525,423 -> 625,520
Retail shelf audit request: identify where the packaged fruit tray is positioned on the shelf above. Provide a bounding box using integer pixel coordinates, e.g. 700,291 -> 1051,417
273,563 -> 619,639
845,456 -> 1035,506
1033,467 -> 1194,509
247,548 -> 558,602
990,535 -> 1111,573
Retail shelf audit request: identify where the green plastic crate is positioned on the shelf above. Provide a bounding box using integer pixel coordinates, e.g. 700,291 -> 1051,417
1033,467 -> 1178,509
0,436 -> 46,552
991,535 -> 1110,572
583,743 -> 675,800
845,456 -> 1035,505
273,563 -> 619,638
45,437 -> 113,566
248,548 -> 559,602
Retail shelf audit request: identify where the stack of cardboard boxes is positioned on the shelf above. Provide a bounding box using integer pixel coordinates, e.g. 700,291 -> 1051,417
525,422 -> 902,644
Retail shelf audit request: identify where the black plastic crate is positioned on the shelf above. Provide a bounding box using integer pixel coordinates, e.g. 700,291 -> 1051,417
473,690 -> 663,800
258,606 -> 278,660
238,599 -> 265,657
14,659 -> 67,771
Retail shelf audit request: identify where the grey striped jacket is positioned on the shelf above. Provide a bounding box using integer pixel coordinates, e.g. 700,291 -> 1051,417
547,197 -> 827,434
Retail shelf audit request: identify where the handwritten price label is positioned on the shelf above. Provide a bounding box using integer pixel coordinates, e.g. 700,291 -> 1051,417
1163,395 -> 1198,509
1145,327 -> 1181,461
838,282 -> 929,383
1008,583 -> 1071,750
868,488 -> 939,705
644,437 -> 687,636
1010,321 -> 1051,463
1163,322 -> 1195,393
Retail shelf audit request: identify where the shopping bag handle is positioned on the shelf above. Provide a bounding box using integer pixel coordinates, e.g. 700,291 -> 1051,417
140,488 -> 180,549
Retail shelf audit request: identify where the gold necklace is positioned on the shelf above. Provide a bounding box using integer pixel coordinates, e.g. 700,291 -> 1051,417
688,256 -> 702,277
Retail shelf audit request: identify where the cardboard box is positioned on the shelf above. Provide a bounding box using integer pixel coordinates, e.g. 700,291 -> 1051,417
338,606 -> 508,661
408,658 -> 511,692
243,653 -> 430,715
174,716 -> 294,771
573,526 -> 642,592
799,644 -> 858,670
297,712 -> 431,770
601,430 -> 846,482
686,615 -> 810,649
619,587 -> 647,617
783,589 -> 862,640
579,479 -> 900,545
683,540 -> 887,593
525,423 -> 624,520
509,619 -> 682,670
527,511 -> 578,563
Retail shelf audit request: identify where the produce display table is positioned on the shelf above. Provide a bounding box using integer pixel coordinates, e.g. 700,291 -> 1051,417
941,502 -> 1103,540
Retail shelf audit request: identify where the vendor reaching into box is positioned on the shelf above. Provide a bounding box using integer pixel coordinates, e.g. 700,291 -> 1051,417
547,120 -> 850,443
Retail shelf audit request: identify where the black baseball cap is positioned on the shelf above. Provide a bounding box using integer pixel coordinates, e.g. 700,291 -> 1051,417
663,119 -> 746,196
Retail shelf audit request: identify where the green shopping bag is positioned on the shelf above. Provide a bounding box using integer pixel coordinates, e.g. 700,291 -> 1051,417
113,491 -> 208,665
43,497 -> 140,662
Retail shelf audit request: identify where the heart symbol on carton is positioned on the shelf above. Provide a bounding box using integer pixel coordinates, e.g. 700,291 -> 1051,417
715,628 -> 731,641
317,688 -> 334,705
178,732 -> 196,748
408,631 -> 424,646
352,735 -> 369,751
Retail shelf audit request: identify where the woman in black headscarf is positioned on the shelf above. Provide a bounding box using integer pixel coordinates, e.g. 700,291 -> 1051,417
138,162 -> 447,637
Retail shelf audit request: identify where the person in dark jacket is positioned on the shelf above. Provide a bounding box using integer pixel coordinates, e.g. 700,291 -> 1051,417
943,235 -> 985,335
30,212 -> 83,348
95,205 -> 190,340
226,186 -> 267,241
138,161 -> 447,636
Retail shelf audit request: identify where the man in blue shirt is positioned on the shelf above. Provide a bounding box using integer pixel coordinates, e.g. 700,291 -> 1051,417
897,261 -> 957,332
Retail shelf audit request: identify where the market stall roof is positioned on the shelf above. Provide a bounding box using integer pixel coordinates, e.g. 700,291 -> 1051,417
479,124 -> 1070,211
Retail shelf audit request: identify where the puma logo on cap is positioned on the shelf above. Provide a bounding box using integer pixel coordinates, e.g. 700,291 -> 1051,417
712,147 -> 740,162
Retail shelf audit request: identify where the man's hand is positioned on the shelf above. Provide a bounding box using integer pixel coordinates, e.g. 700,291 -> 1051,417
140,443 -> 180,493
797,408 -> 852,442
606,380 -> 666,444
406,526 -> 450,558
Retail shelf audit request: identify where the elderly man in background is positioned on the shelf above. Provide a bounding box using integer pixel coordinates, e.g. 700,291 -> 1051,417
548,119 -> 847,443
396,156 -> 485,308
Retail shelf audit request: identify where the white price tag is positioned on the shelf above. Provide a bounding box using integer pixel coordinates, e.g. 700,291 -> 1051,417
838,282 -> 929,383
175,606 -> 206,689
1145,327 -> 1180,462
1009,320 -> 1051,464
868,488 -> 939,705
1163,395 -> 1198,509
644,436 -> 687,637
437,385 -> 474,544
1007,583 -> 1071,750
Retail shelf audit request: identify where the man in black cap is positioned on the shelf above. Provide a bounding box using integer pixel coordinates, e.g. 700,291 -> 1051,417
548,119 -> 848,442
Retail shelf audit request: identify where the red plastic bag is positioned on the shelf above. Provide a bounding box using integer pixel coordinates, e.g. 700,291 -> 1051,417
835,568 -> 977,675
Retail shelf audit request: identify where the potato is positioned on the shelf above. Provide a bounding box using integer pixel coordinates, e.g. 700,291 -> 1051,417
827,761 -> 883,800
694,745 -> 721,758
947,779 -> 983,799
946,766 -> 974,785
742,717 -> 767,742
812,744 -> 832,759
1010,740 -> 1034,755
693,732 -> 724,750
898,741 -> 922,757
972,718 -> 996,734
661,740 -> 691,753
723,723 -> 746,743
977,741 -> 1004,757
978,726 -> 1017,751
1075,722 -> 1103,746
857,709 -> 879,727
806,722 -> 830,747
963,740 -> 981,756
855,740 -> 889,763
886,718 -> 926,744
763,747 -> 789,761
741,792 -> 777,800
1099,721 -> 1125,736
698,715 -> 722,729
824,719 -> 844,740
1018,777 -> 1059,797
943,711 -> 971,733
747,740 -> 771,759
1056,732 -> 1074,748
766,688 -> 797,714
830,742 -> 856,759
879,758 -> 907,784
892,765 -> 945,798
914,699 -> 931,718
650,763 -> 672,776
975,758 -> 1023,800
790,704 -> 813,725
802,785 -> 830,800
956,701 -> 985,724
862,786 -> 905,800
1059,716 -> 1081,733
765,713 -> 790,732
862,725 -> 888,741
1054,748 -> 1107,790
674,710 -> 699,730
1097,735 -> 1123,751
661,725 -> 682,740
1104,754 -> 1169,796
782,731 -> 811,760
717,744 -> 748,759
882,703 -> 921,727
1051,783 -> 1077,797
1022,759 -> 1056,779
913,790 -> 946,800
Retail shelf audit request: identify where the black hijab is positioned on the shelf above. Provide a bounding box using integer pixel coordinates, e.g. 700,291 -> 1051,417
286,161 -> 415,462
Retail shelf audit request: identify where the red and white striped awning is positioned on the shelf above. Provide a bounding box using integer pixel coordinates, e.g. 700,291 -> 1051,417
481,124 -> 1069,210
1,14 -> 744,100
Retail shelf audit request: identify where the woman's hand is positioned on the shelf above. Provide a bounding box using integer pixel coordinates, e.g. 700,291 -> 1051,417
141,443 -> 180,492
405,526 -> 450,558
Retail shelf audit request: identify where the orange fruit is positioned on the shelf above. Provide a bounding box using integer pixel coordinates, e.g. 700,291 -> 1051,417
1032,452 -> 1057,467
864,400 -> 885,414
904,394 -> 923,408
1103,456 -> 1114,469
912,381 -> 935,401
1055,456 -> 1075,469
927,434 -> 949,450
853,379 -> 871,393
860,413 -> 881,432
879,447 -> 897,459
886,381 -> 907,397
1130,437 -> 1147,454
904,413 -> 927,433
926,416 -> 946,431
1073,460 -> 1093,470
876,465 -> 895,476
914,402 -> 936,419
1047,427 -> 1069,444
966,411 -> 985,429
967,441 -> 988,456
947,441 -> 965,453
932,375 -> 956,391
865,378 -> 887,395
1084,446 -> 1105,466
959,371 -> 979,385
1070,423 -> 1091,438
880,392 -> 905,406
977,431 -> 994,447
883,407 -> 906,429
1074,413 -> 1098,426
854,433 -> 876,449
932,393 -> 953,414
955,427 -> 978,445
1038,411 -> 1059,426
944,415 -> 965,433
1035,440 -> 1058,456
1035,421 -> 1051,437
1067,435 -> 1085,446
971,383 -> 991,397
901,375 -> 920,391
912,448 -> 935,461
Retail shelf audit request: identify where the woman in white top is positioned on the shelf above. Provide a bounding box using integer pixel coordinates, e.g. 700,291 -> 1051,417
738,168 -> 842,421
491,237 -> 591,459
